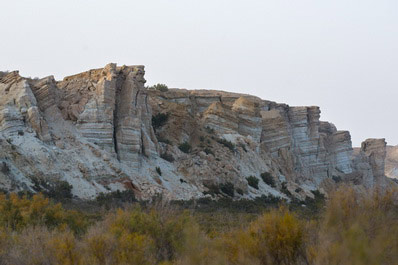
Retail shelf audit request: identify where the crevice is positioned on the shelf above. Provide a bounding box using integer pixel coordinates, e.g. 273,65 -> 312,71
113,72 -> 126,161
134,90 -> 140,107
145,94 -> 149,113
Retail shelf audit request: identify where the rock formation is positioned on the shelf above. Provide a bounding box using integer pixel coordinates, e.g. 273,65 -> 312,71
385,145 -> 398,179
0,64 -> 394,200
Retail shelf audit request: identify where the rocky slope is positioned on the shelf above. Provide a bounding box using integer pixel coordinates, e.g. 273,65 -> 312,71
0,64 -> 394,200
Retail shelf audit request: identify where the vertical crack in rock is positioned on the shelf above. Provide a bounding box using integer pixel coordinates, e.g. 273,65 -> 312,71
113,73 -> 122,160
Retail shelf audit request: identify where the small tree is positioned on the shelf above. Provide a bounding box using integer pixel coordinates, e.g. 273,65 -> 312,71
149,83 -> 169,92
156,167 -> 162,176
261,172 -> 275,187
152,113 -> 169,131
220,182 -> 235,197
246,176 -> 259,189
178,142 -> 192,154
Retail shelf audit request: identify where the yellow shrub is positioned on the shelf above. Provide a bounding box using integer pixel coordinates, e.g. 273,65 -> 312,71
249,207 -> 305,265
314,186 -> 398,265
50,230 -> 81,265
175,222 -> 229,265
115,233 -> 156,265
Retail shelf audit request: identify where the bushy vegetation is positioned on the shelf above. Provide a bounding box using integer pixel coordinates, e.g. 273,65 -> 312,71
156,167 -> 162,176
204,147 -> 214,156
1,162 -> 10,174
158,136 -> 172,145
152,113 -> 169,131
0,193 -> 89,234
148,83 -> 169,92
0,186 -> 397,264
219,182 -> 235,197
161,152 -> 175,162
261,172 -> 275,187
96,190 -> 136,208
247,176 -> 259,189
205,126 -> 215,134
332,175 -> 342,183
217,138 -> 236,152
32,179 -> 73,200
178,141 -> 192,154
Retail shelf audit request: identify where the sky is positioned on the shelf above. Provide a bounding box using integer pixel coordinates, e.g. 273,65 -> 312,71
0,0 -> 397,146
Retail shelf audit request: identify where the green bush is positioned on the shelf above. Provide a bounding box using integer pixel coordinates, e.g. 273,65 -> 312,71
236,188 -> 244,196
205,126 -> 215,134
96,190 -> 136,208
0,162 -> 10,174
220,182 -> 235,197
148,83 -> 169,92
178,142 -> 192,154
156,167 -> 162,176
204,147 -> 214,156
160,152 -> 174,162
246,176 -> 259,189
261,172 -> 275,187
32,179 -> 73,200
203,183 -> 220,196
332,175 -> 342,183
157,136 -> 171,145
152,113 -> 169,130
217,138 -> 235,152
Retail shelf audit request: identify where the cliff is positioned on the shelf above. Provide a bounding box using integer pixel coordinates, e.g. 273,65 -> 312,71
0,64 -> 394,200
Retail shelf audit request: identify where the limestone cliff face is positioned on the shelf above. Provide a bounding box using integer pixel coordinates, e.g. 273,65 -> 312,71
0,64 -> 393,200
384,145 -> 398,179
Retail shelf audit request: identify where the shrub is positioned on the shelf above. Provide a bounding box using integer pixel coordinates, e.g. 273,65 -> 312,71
110,208 -> 189,262
217,138 -> 235,152
261,172 -> 275,187
0,162 -> 10,174
219,182 -> 235,197
205,126 -> 215,134
152,113 -> 169,130
156,167 -> 162,176
332,175 -> 342,183
48,181 -> 73,199
96,190 -> 136,208
0,193 -> 89,234
236,188 -> 244,196
32,179 -> 73,200
161,152 -> 175,162
248,207 -> 306,265
204,147 -> 214,156
203,183 -> 220,196
281,182 -> 291,196
178,142 -> 192,154
148,83 -> 169,92
158,136 -> 171,145
313,187 -> 398,265
246,176 -> 259,189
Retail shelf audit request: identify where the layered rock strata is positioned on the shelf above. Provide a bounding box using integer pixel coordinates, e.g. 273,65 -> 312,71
0,64 -> 393,200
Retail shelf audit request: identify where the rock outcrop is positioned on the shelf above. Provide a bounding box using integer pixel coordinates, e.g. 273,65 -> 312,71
0,64 -> 393,200
385,145 -> 398,179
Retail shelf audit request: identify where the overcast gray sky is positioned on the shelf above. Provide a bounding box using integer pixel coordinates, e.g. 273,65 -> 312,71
1,0 -> 397,146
